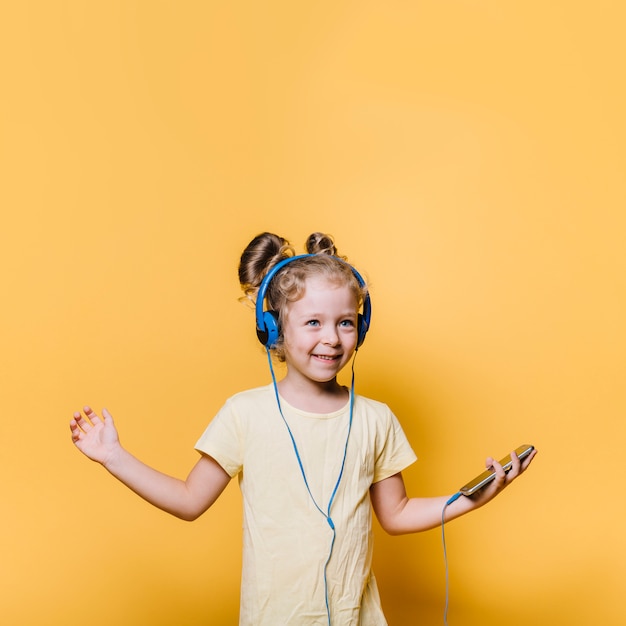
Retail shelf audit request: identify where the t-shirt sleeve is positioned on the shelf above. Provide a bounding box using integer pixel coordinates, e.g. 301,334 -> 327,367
372,407 -> 417,483
194,398 -> 243,478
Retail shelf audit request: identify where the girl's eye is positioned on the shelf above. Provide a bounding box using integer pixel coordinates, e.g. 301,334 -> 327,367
340,319 -> 355,327
307,320 -> 320,326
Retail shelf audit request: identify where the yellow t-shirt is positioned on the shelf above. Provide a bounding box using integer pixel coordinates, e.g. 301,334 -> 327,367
195,385 -> 417,626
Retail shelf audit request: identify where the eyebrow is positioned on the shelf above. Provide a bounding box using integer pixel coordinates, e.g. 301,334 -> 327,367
292,310 -> 357,319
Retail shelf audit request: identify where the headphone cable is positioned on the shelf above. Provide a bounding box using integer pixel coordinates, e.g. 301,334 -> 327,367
441,491 -> 462,625
266,349 -> 357,625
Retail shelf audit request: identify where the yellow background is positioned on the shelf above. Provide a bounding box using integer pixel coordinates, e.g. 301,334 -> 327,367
1,2 -> 624,624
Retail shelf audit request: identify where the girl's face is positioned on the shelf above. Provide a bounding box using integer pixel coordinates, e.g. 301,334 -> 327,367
281,276 -> 359,385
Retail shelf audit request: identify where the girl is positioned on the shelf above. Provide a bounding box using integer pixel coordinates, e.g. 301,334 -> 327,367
70,231 -> 536,626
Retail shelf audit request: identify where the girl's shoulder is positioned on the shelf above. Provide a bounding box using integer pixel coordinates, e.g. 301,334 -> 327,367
224,384 -> 276,410
354,393 -> 393,414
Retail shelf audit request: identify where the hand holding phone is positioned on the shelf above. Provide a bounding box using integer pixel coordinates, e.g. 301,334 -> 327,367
458,444 -> 534,496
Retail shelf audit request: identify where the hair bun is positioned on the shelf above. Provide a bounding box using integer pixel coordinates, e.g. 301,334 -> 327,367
238,232 -> 294,300
305,232 -> 342,257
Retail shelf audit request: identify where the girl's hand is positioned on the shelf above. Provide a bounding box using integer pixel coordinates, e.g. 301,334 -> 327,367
471,447 -> 538,505
70,406 -> 121,466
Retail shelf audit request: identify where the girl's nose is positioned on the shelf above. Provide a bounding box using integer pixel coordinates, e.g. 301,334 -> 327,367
322,326 -> 340,346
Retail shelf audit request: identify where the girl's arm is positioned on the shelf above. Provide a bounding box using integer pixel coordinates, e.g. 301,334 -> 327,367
70,406 -> 231,521
370,448 -> 537,535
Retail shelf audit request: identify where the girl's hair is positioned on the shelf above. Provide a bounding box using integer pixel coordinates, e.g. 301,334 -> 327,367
238,231 -> 368,360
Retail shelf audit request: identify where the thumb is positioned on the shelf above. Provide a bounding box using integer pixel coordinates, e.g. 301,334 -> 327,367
102,407 -> 114,421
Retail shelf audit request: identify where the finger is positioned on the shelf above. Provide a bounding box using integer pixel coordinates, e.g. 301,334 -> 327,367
73,410 -> 92,430
520,448 -> 537,471
69,417 -> 83,441
83,406 -> 103,425
490,457 -> 506,486
508,450 -> 522,477
102,408 -> 113,422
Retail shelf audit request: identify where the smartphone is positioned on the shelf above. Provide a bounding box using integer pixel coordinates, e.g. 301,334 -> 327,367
459,444 -> 534,496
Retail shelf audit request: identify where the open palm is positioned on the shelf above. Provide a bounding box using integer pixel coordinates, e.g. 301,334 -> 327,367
70,406 -> 120,465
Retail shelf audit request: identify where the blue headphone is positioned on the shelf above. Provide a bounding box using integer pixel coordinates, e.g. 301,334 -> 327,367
255,254 -> 371,349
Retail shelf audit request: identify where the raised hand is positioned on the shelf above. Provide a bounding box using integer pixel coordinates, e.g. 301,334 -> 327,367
69,405 -> 232,520
70,406 -> 121,466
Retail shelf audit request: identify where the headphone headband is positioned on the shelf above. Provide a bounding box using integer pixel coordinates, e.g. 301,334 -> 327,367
255,254 -> 371,349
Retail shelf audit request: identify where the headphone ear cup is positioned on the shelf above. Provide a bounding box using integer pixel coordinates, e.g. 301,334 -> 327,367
357,313 -> 367,348
260,310 -> 280,348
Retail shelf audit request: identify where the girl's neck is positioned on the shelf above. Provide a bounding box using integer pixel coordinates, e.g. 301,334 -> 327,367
277,377 -> 349,414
